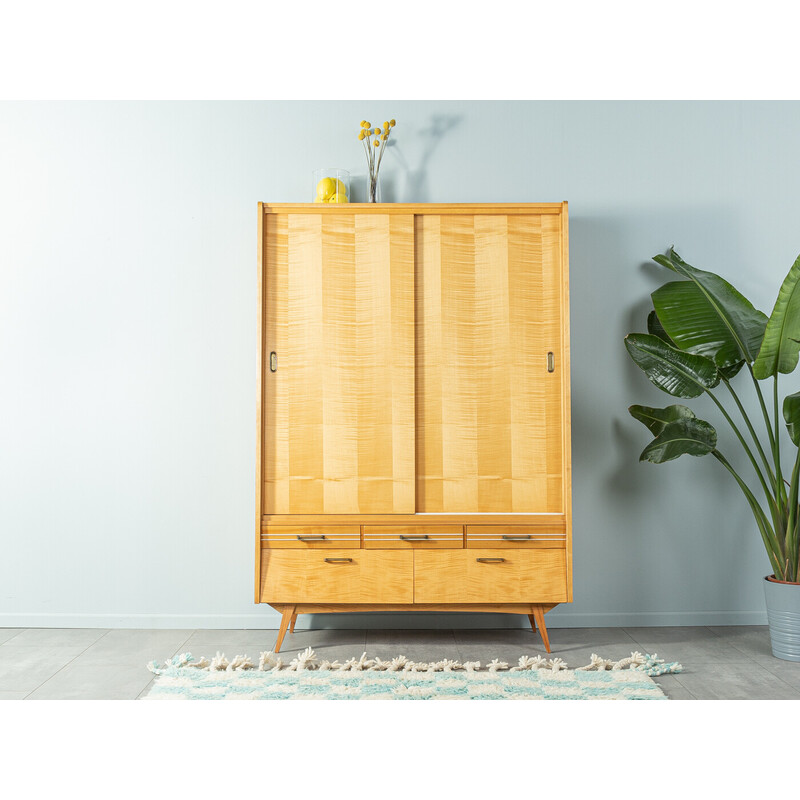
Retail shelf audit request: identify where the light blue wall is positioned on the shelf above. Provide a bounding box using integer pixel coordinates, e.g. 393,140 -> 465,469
1,101 -> 798,628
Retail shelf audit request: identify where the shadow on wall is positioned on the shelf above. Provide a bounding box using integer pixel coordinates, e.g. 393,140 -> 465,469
567,210 -> 754,615
388,114 -> 463,202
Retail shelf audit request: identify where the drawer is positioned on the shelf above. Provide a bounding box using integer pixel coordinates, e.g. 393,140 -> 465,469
465,525 -> 566,548
414,549 -> 567,603
363,525 -> 462,549
261,525 -> 360,548
260,550 -> 412,603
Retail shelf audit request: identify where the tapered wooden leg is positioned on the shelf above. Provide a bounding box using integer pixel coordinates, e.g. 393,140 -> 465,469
528,614 -> 537,633
274,606 -> 295,653
289,613 -> 297,634
531,605 -> 550,653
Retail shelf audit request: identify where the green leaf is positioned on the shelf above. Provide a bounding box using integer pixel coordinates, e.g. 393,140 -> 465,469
651,281 -> 746,377
647,310 -> 676,345
639,418 -> 717,464
624,333 -> 720,398
629,404 -> 696,437
753,254 -> 800,379
654,249 -> 767,364
783,391 -> 800,446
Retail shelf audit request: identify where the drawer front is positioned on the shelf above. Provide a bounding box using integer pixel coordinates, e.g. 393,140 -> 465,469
466,525 -> 566,548
260,550 -> 412,603
414,549 -> 567,603
261,525 -> 361,549
363,525 -> 462,549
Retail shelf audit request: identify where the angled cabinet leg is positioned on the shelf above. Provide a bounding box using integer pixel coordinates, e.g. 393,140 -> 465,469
275,605 -> 296,653
290,613 -> 298,634
531,605 -> 551,653
528,613 -> 537,634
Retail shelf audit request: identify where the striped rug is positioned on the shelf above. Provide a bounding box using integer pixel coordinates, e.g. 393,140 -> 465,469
144,649 -> 681,700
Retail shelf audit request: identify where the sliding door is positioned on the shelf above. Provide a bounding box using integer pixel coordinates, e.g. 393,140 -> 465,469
263,212 -> 416,514
415,212 -> 565,513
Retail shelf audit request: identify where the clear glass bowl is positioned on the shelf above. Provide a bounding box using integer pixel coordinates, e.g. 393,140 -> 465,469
312,168 -> 350,204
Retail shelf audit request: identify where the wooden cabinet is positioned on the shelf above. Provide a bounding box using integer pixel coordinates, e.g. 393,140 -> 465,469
256,203 -> 571,652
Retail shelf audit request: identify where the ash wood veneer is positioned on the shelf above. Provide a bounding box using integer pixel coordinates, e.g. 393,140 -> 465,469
256,203 -> 572,653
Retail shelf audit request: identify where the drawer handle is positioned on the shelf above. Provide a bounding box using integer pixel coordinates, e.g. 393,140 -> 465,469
399,534 -> 429,540
297,535 -> 326,541
502,535 -> 532,541
324,558 -> 353,564
476,557 -> 506,563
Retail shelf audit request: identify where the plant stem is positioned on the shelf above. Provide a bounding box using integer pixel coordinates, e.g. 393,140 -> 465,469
712,450 -> 784,578
749,364 -> 777,454
786,447 -> 800,582
705,388 -> 777,516
774,376 -> 784,500
723,377 -> 778,492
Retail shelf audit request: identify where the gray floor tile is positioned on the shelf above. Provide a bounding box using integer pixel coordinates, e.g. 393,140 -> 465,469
652,674 -> 696,700
184,629 -> 288,651
673,663 -> 800,700
0,629 -> 25,645
272,628 -> 369,665
757,656 -> 800,690
0,691 -> 30,700
454,627 -> 641,667
706,625 -> 775,662
7,628 -> 108,649
623,626 -> 749,664
366,629 -> 461,662
177,629 -> 369,666
0,647 -> 80,692
27,661 -> 155,700
80,630 -> 194,666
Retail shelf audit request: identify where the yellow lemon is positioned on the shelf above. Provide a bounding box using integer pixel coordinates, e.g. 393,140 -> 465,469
334,178 -> 348,196
316,177 -> 336,200
329,192 -> 349,203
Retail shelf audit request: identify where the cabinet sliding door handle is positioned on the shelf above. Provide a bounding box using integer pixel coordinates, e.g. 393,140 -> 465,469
476,558 -> 506,563
502,535 -> 532,541
399,535 -> 429,540
298,535 -> 326,541
324,558 -> 353,564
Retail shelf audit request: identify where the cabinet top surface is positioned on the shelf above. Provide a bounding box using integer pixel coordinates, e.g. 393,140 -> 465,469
261,202 -> 567,215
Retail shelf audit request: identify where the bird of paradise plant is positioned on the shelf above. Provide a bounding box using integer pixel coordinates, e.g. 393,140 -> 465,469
625,248 -> 800,583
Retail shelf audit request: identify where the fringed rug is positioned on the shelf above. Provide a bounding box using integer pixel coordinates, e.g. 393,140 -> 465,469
144,648 -> 682,700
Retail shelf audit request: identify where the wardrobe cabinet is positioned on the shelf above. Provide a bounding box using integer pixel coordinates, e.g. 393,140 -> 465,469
256,203 -> 572,652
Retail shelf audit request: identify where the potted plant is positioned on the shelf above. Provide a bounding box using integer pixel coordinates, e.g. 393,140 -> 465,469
625,248 -> 800,661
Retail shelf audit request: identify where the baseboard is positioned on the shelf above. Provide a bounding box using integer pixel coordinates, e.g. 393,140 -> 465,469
0,609 -> 769,629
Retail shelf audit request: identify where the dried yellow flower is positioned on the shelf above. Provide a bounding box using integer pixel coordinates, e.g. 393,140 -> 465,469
383,121 -> 389,128
360,120 -> 367,127
390,119 -> 396,127
365,121 -> 371,128
374,139 -> 380,146
382,133 -> 388,140
358,131 -> 365,140
374,128 -> 380,135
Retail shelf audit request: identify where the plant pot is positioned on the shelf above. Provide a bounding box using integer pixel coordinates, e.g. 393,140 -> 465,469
764,575 -> 800,661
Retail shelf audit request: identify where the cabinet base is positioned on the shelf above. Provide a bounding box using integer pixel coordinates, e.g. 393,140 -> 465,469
267,603 -> 559,654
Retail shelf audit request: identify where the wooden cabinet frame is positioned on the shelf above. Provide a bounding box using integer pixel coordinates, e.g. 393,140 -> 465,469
255,203 -> 571,653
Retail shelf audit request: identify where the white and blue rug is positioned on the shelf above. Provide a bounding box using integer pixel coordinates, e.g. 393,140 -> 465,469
144,649 -> 681,700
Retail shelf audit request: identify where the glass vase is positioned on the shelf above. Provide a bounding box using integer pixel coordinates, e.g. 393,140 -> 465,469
312,168 -> 350,204
367,172 -> 381,203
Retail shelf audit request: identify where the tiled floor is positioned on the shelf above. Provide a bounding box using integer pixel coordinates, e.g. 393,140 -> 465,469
1,625 -> 799,699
